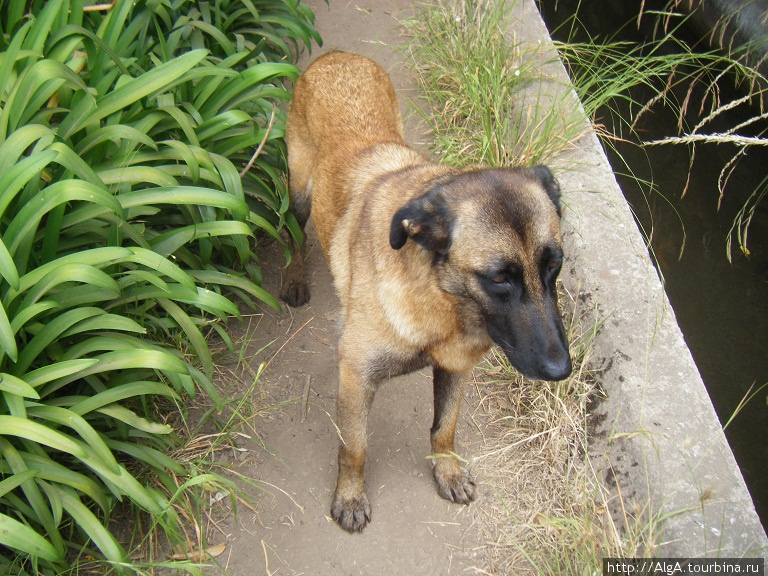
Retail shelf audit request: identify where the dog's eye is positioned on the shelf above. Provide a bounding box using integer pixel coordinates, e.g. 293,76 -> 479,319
547,259 -> 561,271
489,266 -> 520,285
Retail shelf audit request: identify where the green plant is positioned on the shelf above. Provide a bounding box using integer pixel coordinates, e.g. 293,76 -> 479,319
404,0 -> 588,168
0,0 -> 319,573
550,2 -> 768,261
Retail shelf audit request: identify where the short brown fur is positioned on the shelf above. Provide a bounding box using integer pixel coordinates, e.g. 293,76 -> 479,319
281,51 -> 571,533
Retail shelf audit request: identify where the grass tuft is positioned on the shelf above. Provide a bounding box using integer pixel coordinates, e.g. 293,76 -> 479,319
403,0 -> 587,168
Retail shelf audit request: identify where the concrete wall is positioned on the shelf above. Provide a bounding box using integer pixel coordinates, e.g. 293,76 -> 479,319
515,0 -> 768,558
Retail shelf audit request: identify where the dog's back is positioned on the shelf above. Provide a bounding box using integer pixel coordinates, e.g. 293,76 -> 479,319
286,52 -> 407,253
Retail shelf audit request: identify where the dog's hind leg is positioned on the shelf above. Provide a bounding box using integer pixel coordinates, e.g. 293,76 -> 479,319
280,113 -> 315,307
430,367 -> 477,504
279,180 -> 311,307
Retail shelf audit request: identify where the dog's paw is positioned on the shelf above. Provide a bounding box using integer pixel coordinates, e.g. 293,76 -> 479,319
433,461 -> 477,505
331,491 -> 371,533
279,280 -> 311,308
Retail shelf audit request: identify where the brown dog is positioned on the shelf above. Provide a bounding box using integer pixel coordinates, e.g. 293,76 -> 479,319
280,51 -> 571,533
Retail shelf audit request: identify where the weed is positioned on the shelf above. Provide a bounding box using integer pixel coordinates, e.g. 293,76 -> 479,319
403,0 -> 587,168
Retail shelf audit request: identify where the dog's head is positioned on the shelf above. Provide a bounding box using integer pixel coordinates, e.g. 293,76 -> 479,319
390,166 -> 572,381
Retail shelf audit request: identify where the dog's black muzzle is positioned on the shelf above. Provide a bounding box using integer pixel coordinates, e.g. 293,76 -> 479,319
485,301 -> 572,382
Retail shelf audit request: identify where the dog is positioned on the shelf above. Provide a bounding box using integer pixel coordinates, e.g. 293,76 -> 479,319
280,51 -> 572,533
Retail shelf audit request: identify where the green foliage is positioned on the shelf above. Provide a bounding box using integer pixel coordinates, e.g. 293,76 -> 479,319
0,0 -> 319,573
405,0 -> 586,168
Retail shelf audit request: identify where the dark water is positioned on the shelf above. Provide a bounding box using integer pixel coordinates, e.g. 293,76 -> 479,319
536,0 -> 768,529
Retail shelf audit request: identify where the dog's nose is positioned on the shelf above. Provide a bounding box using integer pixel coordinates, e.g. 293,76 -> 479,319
540,352 -> 572,381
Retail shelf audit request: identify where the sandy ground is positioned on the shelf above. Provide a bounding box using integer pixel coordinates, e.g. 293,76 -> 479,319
211,2 -> 492,574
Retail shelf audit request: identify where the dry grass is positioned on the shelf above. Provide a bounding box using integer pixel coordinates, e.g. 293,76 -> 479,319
467,290 -> 658,574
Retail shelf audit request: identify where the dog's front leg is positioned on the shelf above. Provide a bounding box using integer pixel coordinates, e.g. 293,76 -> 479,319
431,367 -> 477,504
331,359 -> 374,532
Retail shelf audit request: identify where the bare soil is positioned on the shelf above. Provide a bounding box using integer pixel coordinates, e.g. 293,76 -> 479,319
209,2 -> 492,574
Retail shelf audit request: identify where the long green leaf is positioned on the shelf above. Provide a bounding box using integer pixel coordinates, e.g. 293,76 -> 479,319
58,334 -> 151,360
26,406 -> 120,473
0,123 -> 55,174
158,102 -> 200,146
157,297 -> 213,377
0,416 -> 87,459
94,48 -> 208,123
14,265 -> 119,317
48,23 -> 131,76
0,373 -> 40,399
99,166 -> 180,187
23,359 -> 100,389
75,124 -> 158,156
0,21 -> 34,136
0,437 -> 66,558
60,312 -> 146,338
158,140 -> 201,183
23,0 -> 66,55
198,61 -> 298,117
106,439 -> 186,476
0,469 -> 37,498
0,302 -> 17,363
4,180 -> 124,256
117,185 -> 249,216
0,149 -> 58,221
150,220 -> 253,256
189,269 -> 281,312
47,142 -> 107,187
118,247 -> 197,290
97,404 -> 172,434
0,419 -> 166,515
196,109 -> 252,141
7,59 -> 89,133
50,485 -> 128,571
10,300 -> 59,334
0,238 -> 19,290
56,90 -> 97,140
54,349 -> 189,382
70,381 -> 179,416
13,307 -> 109,375
112,284 -> 239,318
0,513 -> 62,562
8,247 -> 132,300
18,451 -> 109,512
92,0 -> 136,76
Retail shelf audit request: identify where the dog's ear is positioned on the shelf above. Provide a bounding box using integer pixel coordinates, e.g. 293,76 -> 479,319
531,165 -> 562,217
390,185 -> 454,252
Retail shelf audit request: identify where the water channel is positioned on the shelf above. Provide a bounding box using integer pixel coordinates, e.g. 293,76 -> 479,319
537,0 -> 768,529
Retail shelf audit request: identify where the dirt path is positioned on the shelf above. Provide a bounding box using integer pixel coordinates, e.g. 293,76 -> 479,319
213,2 -> 490,574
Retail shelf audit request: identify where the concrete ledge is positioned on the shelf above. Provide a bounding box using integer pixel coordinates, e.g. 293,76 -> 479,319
514,0 -> 768,557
